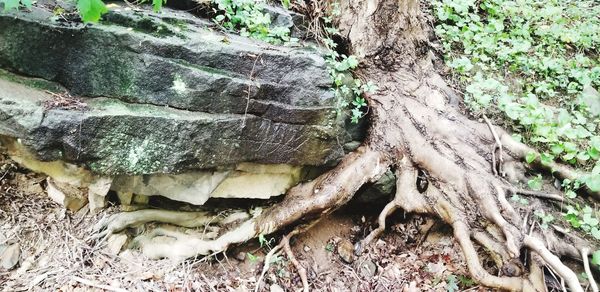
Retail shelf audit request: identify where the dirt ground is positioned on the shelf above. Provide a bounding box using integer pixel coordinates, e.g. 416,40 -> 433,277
0,149 -> 491,292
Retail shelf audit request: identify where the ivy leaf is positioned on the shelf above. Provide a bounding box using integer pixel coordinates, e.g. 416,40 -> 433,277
592,250 -> 600,266
152,0 -> 166,12
592,228 -> 600,240
77,0 -> 108,22
528,175 -> 543,191
1,0 -> 20,10
346,55 -> 359,69
585,174 -> 600,192
525,151 -> 538,163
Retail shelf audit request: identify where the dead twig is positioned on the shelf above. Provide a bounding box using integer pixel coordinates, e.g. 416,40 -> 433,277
72,276 -> 129,292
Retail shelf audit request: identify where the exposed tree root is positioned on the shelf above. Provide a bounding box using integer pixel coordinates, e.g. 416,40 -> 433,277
582,247 -> 599,292
255,227 -> 311,292
91,0 -> 599,290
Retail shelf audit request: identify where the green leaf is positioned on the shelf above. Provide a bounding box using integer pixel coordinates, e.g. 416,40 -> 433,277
77,0 -> 108,22
246,252 -> 258,262
346,55 -> 359,69
2,0 -> 20,10
446,275 -> 459,292
565,190 -> 577,199
586,174 -> 600,192
525,151 -> 538,164
592,250 -> 600,266
528,175 -> 543,191
152,0 -> 166,12
592,228 -> 600,240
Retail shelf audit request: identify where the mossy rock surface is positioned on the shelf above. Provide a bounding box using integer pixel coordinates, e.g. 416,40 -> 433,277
0,7 -> 353,175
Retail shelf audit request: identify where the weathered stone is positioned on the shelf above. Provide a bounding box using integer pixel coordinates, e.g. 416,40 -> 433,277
269,284 -> 285,292
0,243 -> 20,270
46,178 -> 88,212
87,177 -> 112,213
106,233 -> 128,255
111,163 -> 302,205
337,239 -> 355,264
0,6 -> 348,176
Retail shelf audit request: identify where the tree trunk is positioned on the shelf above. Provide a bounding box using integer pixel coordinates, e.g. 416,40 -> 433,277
98,1 -> 594,290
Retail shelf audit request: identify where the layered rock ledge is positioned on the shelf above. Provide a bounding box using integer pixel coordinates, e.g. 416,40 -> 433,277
0,7 -> 347,176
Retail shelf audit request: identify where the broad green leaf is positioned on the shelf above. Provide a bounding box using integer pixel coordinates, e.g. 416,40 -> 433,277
152,0 -> 166,12
77,0 -> 108,22
586,174 -> 600,192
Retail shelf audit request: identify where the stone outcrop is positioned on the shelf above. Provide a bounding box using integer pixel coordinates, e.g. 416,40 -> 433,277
0,5 -> 352,206
0,6 -> 347,176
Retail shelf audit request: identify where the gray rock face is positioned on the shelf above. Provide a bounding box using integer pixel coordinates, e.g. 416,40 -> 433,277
0,7 -> 348,175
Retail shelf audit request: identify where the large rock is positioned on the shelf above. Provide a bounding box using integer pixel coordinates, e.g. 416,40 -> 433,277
0,6 -> 348,176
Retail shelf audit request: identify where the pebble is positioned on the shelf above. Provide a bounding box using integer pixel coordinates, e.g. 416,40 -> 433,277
0,243 -> 20,270
359,259 -> 377,278
235,252 -> 246,262
269,284 -> 284,292
337,239 -> 355,263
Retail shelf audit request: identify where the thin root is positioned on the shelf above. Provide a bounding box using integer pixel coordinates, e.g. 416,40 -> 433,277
523,235 -> 583,292
256,228 -> 309,292
510,188 -> 565,202
484,115 -> 504,176
581,247 -> 599,292
355,200 -> 398,255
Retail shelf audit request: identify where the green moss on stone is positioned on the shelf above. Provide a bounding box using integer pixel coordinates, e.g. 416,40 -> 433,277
0,69 -> 64,92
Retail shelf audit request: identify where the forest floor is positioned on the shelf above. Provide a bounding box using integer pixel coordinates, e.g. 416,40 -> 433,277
0,150 -> 492,291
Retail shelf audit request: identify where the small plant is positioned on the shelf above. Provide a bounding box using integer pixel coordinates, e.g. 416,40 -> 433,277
319,3 -> 377,124
433,0 -> 600,238
527,174 -> 543,191
446,275 -> 459,292
247,252 -> 259,262
325,243 -> 334,252
534,210 -> 555,229
510,194 -> 529,205
212,0 -> 293,44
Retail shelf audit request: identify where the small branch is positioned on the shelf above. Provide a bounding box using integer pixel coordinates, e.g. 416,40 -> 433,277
581,248 -> 599,292
355,200 -> 397,255
72,276 -> 128,292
